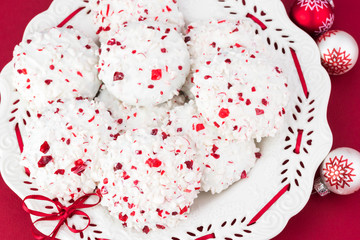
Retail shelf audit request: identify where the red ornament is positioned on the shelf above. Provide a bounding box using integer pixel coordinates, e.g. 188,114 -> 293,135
290,0 -> 334,37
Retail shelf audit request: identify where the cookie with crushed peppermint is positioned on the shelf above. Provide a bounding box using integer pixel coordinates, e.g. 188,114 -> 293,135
12,27 -> 100,113
98,128 -> 201,233
21,99 -> 118,204
166,101 -> 259,193
182,19 -> 266,98
191,49 -> 289,141
89,0 -> 185,41
98,22 -> 190,106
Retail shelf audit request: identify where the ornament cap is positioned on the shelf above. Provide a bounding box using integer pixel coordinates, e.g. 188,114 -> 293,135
327,0 -> 335,8
314,177 -> 330,197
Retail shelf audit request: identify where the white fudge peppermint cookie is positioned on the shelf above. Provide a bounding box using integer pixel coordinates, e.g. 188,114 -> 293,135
167,101 -> 259,193
89,0 -> 185,40
183,19 -> 264,98
12,27 -> 100,113
96,87 -> 185,130
98,22 -> 190,106
191,49 -> 289,141
21,99 -> 118,204
98,129 -> 201,233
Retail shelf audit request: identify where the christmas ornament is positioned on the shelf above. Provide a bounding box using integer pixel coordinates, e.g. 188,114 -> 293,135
317,30 -> 359,75
290,0 -> 334,37
314,148 -> 360,196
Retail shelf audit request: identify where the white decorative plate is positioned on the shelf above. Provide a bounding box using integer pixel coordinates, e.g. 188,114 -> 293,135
0,0 -> 333,239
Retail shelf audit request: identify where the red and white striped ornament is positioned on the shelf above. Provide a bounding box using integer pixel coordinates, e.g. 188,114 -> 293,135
290,0 -> 334,37
316,30 -> 359,75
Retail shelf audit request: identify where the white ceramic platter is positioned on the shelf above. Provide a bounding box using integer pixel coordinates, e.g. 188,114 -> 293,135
0,0 -> 332,239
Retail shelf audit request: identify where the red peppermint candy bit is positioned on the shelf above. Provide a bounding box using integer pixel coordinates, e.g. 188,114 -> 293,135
142,226 -> 150,234
24,167 -> 31,176
255,152 -> 262,159
246,99 -> 251,105
54,169 -> 65,175
241,171 -> 247,179
225,58 -> 232,64
119,213 -> 128,222
204,75 -> 212,80
38,156 -> 53,168
161,48 -> 167,53
184,36 -> 191,43
151,129 -> 158,135
113,72 -> 125,81
49,65 -> 55,70
40,141 -> 50,154
261,99 -> 268,106
71,159 -> 88,176
156,224 -> 165,230
162,132 -> 169,140
184,160 -> 193,170
179,206 -> 188,215
255,108 -> 264,115
114,163 -> 123,171
44,79 -> 53,85
151,69 -> 162,80
196,124 -> 205,132
117,118 -> 123,124
212,144 -> 219,153
219,108 -> 230,118
107,38 -> 116,45
146,158 -> 162,168
27,39 -> 32,44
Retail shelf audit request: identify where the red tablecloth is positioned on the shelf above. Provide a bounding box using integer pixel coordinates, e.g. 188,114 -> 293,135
1,0 -> 359,239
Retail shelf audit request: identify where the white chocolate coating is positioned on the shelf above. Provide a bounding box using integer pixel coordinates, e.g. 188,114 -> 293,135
12,27 -> 100,113
98,22 -> 190,106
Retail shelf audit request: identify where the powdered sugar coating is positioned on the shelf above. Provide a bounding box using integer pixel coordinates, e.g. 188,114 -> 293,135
12,27 -> 100,113
191,49 -> 289,141
98,129 -> 201,232
21,99 -> 118,204
98,22 -> 190,106
96,87 -> 185,130
166,101 -> 259,193
89,0 -> 185,41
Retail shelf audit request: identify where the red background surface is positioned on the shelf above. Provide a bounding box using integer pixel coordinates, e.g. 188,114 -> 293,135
0,0 -> 359,239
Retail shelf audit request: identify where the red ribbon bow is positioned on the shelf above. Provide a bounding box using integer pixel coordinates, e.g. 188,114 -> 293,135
22,193 -> 101,240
